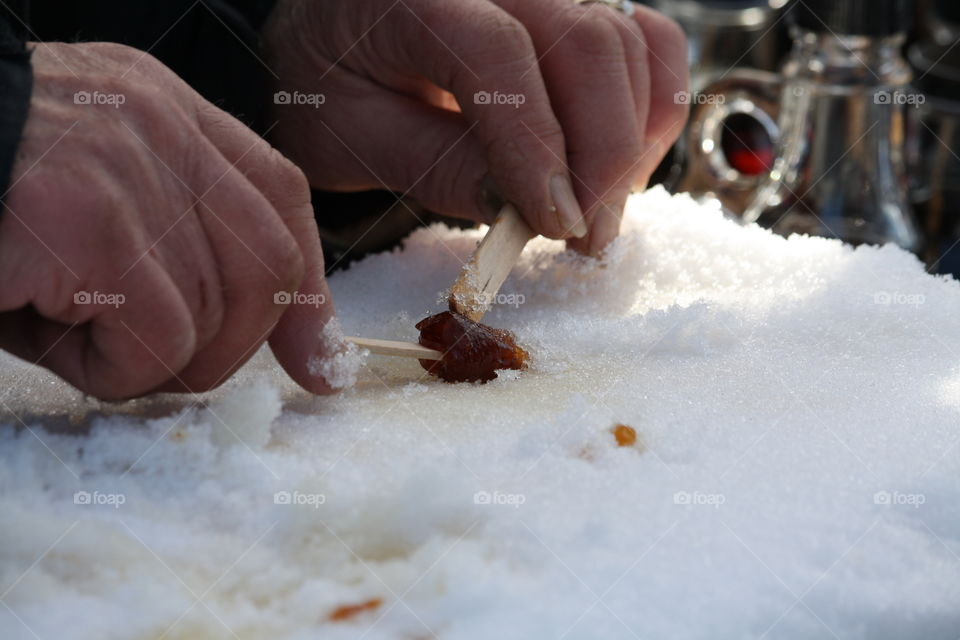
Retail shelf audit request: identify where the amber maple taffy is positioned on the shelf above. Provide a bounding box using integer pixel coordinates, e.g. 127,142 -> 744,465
416,204 -> 533,382
415,311 -> 528,382
612,424 -> 637,447
346,204 -> 534,382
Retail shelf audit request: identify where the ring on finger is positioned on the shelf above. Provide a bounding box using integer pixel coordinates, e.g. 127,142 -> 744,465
574,0 -> 636,17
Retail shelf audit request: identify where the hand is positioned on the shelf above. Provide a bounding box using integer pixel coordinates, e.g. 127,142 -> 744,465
0,42 -> 340,399
262,0 -> 688,255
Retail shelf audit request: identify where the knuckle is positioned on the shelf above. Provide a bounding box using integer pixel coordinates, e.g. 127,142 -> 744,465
400,2 -> 536,79
188,268 -> 226,347
508,117 -> 565,163
639,11 -> 689,80
94,313 -> 195,400
404,0 -> 455,30
84,42 -> 174,80
660,15 -> 687,53
448,11 -> 535,72
77,41 -> 140,65
265,149 -> 312,209
55,170 -> 130,243
126,109 -> 194,168
117,81 -> 163,113
117,47 -> 170,78
420,142 -> 484,218
482,13 -> 535,56
564,15 -> 620,58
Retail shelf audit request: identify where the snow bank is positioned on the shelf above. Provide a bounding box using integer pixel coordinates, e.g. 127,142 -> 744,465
1,187 -> 958,639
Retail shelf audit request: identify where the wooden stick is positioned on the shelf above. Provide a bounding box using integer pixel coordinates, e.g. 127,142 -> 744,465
345,336 -> 442,361
447,203 -> 534,322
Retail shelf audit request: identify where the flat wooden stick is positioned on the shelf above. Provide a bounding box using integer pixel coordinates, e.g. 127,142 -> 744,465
345,336 -> 442,360
448,203 -> 534,322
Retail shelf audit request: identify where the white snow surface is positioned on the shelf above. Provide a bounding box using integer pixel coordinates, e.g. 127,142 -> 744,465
1,187 -> 959,639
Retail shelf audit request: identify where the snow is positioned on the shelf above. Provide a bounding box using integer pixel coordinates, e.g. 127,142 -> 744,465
1,186 -> 959,639
307,318 -> 368,389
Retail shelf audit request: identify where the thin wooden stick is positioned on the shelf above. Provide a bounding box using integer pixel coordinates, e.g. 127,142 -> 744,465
345,336 -> 442,360
447,203 -> 534,322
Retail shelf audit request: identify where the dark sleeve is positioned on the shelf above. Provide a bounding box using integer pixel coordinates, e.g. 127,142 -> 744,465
23,0 -> 279,135
0,9 -> 32,203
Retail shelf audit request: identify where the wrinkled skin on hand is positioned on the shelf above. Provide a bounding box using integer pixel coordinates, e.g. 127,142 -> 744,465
0,42 -> 340,399
263,0 -> 688,255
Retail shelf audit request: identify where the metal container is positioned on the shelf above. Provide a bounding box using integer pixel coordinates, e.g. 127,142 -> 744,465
908,0 -> 960,273
650,0 -> 790,91
675,0 -> 921,252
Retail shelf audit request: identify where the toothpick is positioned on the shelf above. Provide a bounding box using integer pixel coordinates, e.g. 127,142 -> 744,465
345,336 -> 442,360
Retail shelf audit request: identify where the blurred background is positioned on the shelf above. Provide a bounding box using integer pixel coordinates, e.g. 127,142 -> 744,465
319,0 -> 960,279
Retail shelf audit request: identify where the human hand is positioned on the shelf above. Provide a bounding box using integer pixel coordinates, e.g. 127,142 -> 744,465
263,0 -> 688,255
0,42 -> 340,399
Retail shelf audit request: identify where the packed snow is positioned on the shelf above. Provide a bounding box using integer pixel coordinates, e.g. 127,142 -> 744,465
1,187 -> 958,639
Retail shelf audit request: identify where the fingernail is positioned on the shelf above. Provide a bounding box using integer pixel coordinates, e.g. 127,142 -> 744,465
590,200 -> 624,256
550,174 -> 588,238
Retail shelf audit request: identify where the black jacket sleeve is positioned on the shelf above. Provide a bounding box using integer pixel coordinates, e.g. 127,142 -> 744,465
0,5 -> 32,204
21,0 -> 279,134
0,0 -> 279,202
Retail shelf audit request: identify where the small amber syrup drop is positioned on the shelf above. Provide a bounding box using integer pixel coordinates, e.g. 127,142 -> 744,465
329,598 -> 382,622
416,311 -> 528,383
612,424 -> 637,447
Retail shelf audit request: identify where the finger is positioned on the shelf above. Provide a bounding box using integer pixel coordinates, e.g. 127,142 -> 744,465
0,171 -> 198,399
280,77 -> 500,225
632,5 -> 689,181
195,102 -> 340,395
112,119 -> 227,358
577,6 -> 652,253
373,0 -> 588,239
506,2 -> 646,255
152,129 -> 305,393
0,255 -> 196,400
266,214 -> 339,395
